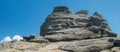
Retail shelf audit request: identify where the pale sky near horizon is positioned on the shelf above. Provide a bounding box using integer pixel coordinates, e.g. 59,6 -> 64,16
0,0 -> 120,41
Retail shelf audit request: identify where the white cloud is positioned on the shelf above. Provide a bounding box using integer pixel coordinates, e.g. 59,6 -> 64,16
0,35 -> 23,43
0,36 -> 12,43
13,35 -> 23,41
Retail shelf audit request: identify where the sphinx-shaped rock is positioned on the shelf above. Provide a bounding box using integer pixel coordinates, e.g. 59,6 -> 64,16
40,6 -> 117,41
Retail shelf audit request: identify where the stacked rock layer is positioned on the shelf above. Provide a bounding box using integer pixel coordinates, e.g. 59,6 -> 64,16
0,6 -> 119,52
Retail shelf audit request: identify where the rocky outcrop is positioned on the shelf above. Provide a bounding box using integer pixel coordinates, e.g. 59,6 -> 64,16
39,6 -> 119,52
40,6 -> 117,41
0,6 -> 119,52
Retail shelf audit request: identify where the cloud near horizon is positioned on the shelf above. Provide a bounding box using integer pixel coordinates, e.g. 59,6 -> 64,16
0,35 -> 23,43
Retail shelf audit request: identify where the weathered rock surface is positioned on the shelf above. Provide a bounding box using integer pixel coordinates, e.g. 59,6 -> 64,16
0,41 -> 48,52
59,37 -> 114,52
41,6 -> 89,37
1,37 -> 120,52
45,28 -> 101,41
40,6 -> 117,41
0,41 -> 64,52
0,6 -> 119,52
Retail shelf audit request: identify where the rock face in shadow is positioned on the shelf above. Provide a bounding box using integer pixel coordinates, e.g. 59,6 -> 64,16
40,6 -> 117,41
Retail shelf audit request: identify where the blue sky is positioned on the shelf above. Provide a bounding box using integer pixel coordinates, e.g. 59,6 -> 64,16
0,0 -> 120,41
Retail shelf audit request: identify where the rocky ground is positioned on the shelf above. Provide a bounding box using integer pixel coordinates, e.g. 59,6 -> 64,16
0,37 -> 120,52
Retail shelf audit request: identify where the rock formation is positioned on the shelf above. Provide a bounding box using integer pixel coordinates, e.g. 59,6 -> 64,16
40,6 -> 117,41
0,6 -> 119,52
